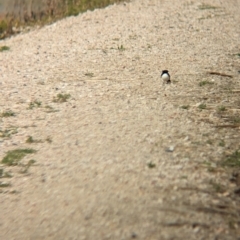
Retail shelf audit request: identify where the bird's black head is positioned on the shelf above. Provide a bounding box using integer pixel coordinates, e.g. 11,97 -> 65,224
162,70 -> 169,74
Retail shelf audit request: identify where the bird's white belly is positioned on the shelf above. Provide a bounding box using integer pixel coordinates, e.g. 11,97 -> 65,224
162,73 -> 170,81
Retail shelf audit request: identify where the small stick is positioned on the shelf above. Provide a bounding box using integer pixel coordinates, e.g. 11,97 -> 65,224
207,71 -> 233,78
215,125 -> 240,128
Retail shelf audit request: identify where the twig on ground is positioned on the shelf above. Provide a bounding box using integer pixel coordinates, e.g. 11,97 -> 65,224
207,71 -> 233,78
215,125 -> 240,128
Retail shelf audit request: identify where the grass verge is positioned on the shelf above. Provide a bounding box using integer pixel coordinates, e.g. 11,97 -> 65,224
0,0 -> 126,39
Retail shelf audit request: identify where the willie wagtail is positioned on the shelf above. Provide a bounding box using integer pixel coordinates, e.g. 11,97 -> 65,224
161,70 -> 171,84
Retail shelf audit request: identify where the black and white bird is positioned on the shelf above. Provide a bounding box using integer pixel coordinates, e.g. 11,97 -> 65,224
161,70 -> 171,84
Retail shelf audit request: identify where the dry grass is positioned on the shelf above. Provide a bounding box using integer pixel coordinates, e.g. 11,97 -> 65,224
0,0 -> 126,39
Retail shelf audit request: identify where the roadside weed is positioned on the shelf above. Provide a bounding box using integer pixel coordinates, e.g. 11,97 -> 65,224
26,136 -> 43,144
218,140 -> 225,147
0,182 -> 11,188
221,150 -> 240,168
217,106 -> 226,112
0,110 -> 15,117
199,80 -> 214,86
53,93 -> 71,103
181,105 -> 190,110
229,115 -> 240,124
45,105 -> 59,113
2,149 -> 36,166
0,46 -> 10,52
28,100 -> 42,109
46,136 -> 52,143
147,162 -> 156,168
209,180 -> 225,193
118,45 -> 125,51
84,72 -> 94,77
198,4 -> 218,10
0,128 -> 18,138
198,103 -> 206,110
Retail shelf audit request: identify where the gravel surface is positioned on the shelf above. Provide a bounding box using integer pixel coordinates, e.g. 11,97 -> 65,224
0,0 -> 240,239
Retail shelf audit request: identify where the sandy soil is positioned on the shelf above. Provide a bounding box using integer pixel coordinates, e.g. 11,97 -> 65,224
0,0 -> 240,239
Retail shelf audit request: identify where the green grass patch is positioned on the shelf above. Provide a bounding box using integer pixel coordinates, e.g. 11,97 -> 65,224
26,136 -> 34,143
218,140 -> 225,147
221,150 -> 240,168
217,106 -> 226,112
180,175 -> 188,179
0,20 -> 8,34
206,139 -> 213,145
129,34 -> 138,40
46,136 -> 52,143
209,180 -> 225,193
199,80 -> 214,86
65,0 -> 125,16
45,105 -> 59,113
198,103 -> 207,110
26,136 -> 42,144
84,72 -> 94,77
0,46 -> 10,52
0,110 -> 15,117
147,162 -> 156,168
118,45 -> 125,51
0,128 -> 18,138
2,149 -> 36,166
0,182 -> 11,188
147,44 -> 152,49
53,93 -> 71,103
198,4 -> 218,10
28,100 -> 42,109
229,115 -> 240,124
181,105 -> 190,110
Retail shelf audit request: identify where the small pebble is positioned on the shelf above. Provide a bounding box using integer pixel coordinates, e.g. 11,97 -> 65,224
165,146 -> 175,152
131,232 -> 137,238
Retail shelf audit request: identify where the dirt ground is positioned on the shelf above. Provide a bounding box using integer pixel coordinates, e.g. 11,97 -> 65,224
0,0 -> 240,239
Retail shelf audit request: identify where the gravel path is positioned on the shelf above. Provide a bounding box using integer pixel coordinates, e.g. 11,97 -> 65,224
0,0 -> 240,239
